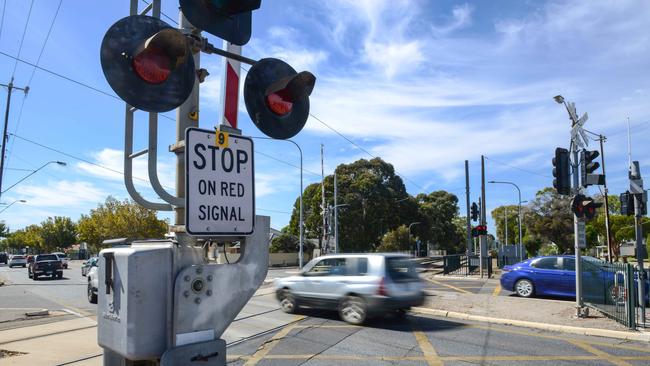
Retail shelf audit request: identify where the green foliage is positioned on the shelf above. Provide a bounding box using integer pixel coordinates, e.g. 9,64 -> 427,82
39,216 -> 77,252
0,222 -> 8,238
288,158 -> 419,252
416,191 -> 462,253
77,197 -> 168,252
490,205 -> 523,245
524,188 -> 574,253
539,243 -> 559,256
376,225 -> 413,252
270,233 -> 298,253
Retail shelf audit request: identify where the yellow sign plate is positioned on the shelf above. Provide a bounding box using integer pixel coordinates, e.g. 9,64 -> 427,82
215,130 -> 229,149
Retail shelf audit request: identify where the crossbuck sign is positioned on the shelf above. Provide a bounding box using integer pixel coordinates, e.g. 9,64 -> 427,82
185,127 -> 255,236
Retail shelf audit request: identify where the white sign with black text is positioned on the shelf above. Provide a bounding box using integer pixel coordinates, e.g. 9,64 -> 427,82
185,127 -> 255,236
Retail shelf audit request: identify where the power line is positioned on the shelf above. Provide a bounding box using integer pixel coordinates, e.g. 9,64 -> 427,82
0,51 -> 175,122
11,0 -> 34,78
0,0 -> 6,41
308,113 -> 424,190
484,156 -> 551,179
255,150 -> 321,177
7,0 -> 63,170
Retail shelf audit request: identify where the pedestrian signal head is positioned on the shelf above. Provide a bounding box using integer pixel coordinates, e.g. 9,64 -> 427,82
244,58 -> 316,139
100,15 -> 196,112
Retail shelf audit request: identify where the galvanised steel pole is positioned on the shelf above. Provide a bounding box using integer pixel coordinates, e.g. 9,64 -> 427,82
465,160 -> 471,254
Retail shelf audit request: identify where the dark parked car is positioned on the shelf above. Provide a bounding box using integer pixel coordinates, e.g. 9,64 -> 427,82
0,252 -> 7,264
500,255 -> 649,303
81,257 -> 98,276
28,254 -> 63,280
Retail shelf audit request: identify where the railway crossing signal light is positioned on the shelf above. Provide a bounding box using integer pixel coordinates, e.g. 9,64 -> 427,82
244,58 -> 316,139
572,194 -> 601,220
552,147 -> 570,195
100,15 -> 196,112
470,202 -> 479,222
179,0 -> 261,46
580,149 -> 605,187
475,225 -> 487,236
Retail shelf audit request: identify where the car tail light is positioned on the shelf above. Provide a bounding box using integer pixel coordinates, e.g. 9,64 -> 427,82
377,277 -> 388,297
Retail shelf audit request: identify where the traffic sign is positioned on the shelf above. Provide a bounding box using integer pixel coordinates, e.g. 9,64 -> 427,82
185,127 -> 255,235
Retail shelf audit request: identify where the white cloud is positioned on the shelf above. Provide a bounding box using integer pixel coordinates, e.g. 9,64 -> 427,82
13,180 -> 107,208
76,148 -> 175,190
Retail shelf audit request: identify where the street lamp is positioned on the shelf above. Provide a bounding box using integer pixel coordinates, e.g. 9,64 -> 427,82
408,222 -> 421,257
0,199 -> 26,214
250,137 -> 305,268
488,180 -> 523,261
1,161 -> 67,197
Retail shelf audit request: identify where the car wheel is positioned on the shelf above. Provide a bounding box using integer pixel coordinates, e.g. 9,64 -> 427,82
339,295 -> 367,325
57,273 -> 63,279
393,308 -> 408,319
33,274 -> 39,281
279,289 -> 298,314
88,283 -> 97,304
515,279 -> 534,298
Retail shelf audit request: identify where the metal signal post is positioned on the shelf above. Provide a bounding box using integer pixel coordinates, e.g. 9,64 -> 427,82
97,1 -> 317,364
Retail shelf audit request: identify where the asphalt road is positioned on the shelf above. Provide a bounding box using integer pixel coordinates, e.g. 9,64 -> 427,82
226,311 -> 650,366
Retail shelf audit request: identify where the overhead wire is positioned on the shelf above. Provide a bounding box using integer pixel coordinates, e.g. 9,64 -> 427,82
6,0 -> 63,170
9,133 -> 291,214
11,0 -> 34,78
484,156 -> 551,179
0,0 -> 6,40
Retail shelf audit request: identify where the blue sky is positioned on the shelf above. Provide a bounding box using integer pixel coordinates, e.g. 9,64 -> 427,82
0,0 -> 649,240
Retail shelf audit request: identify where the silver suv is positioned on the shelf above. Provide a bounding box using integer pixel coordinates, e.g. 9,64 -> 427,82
274,253 -> 425,324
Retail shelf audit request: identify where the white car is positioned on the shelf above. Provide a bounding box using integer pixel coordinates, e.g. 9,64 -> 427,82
52,252 -> 69,269
8,255 -> 27,268
274,254 -> 425,324
87,266 -> 98,304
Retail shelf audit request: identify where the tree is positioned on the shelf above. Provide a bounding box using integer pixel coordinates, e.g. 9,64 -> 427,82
416,191 -> 463,253
490,205 -> 523,246
0,222 -> 8,238
524,188 -> 574,254
287,158 -> 418,253
77,197 -> 168,252
40,216 -> 77,252
376,225 -> 413,252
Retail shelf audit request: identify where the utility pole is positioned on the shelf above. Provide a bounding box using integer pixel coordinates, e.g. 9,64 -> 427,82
334,172 -> 338,254
0,79 -> 29,201
480,155 -> 487,277
321,143 -> 327,254
630,161 -> 646,325
465,160 -> 471,254
504,207 -> 508,247
598,135 -> 613,262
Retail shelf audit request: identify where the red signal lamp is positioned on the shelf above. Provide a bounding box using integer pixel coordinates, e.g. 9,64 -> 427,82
131,28 -> 189,85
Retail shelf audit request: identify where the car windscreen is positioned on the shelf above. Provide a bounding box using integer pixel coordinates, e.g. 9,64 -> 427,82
37,255 -> 58,261
12,255 -> 25,259
386,257 -> 419,282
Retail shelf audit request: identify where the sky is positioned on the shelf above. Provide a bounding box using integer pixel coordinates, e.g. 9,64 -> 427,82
0,0 -> 649,242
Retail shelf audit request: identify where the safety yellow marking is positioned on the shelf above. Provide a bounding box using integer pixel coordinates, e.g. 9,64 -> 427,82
426,279 -> 471,294
215,130 -> 229,148
411,322 -> 444,366
492,284 -> 501,296
465,322 -> 650,354
243,315 -> 305,366
229,354 -> 650,362
569,340 -> 633,366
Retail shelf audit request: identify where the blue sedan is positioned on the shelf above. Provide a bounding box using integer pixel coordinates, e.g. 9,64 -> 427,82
500,255 -> 649,303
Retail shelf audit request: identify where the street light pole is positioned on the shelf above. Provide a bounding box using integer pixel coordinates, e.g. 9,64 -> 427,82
0,79 -> 29,201
251,136 -> 304,268
0,199 -> 26,214
408,222 -> 421,257
488,180 -> 523,261
1,161 -> 67,195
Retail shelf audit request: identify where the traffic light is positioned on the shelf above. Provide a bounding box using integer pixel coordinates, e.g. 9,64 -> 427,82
100,15 -> 196,112
470,202 -> 479,221
475,225 -> 488,235
620,191 -> 634,216
552,147 -> 570,195
179,0 -> 261,45
244,58 -> 316,139
580,149 -> 605,187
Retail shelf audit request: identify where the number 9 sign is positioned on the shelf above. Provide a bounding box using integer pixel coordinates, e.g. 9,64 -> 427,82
215,130 -> 229,148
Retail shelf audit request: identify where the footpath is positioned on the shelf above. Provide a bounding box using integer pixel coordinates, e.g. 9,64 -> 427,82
0,275 -> 648,365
